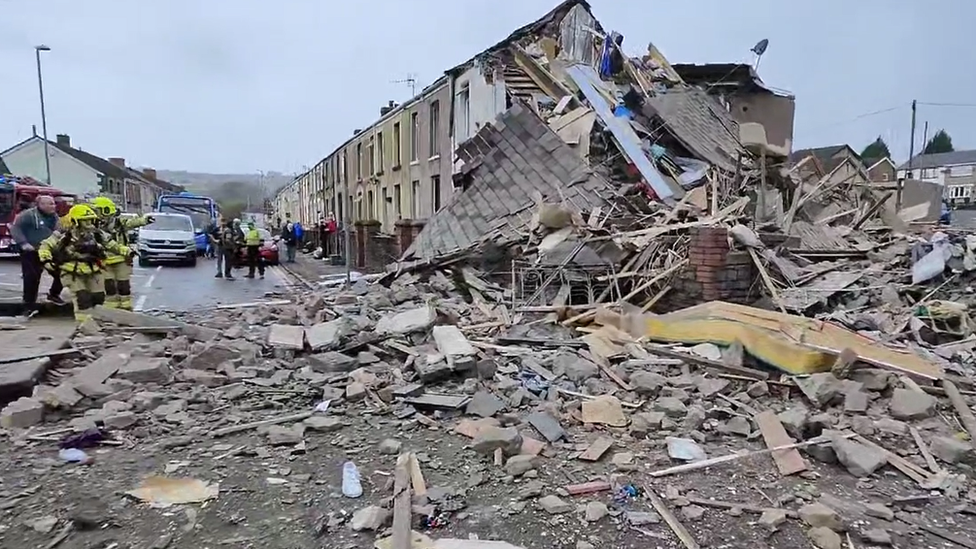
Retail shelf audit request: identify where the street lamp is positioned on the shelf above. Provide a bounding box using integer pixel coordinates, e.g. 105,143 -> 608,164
34,44 -> 52,185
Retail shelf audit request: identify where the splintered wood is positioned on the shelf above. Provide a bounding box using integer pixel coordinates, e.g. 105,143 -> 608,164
755,410 -> 808,476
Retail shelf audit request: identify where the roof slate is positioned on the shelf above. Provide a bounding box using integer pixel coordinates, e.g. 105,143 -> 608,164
790,144 -> 856,173
402,104 -> 612,262
644,87 -> 746,172
52,142 -> 130,180
897,150 -> 976,170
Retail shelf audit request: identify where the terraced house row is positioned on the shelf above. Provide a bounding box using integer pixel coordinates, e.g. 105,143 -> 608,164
273,0 -> 608,253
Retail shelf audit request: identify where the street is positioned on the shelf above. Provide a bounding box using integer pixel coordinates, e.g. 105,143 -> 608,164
953,208 -> 976,229
0,256 -> 301,312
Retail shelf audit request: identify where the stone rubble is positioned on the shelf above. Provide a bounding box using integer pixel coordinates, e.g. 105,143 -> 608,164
1,260 -> 975,549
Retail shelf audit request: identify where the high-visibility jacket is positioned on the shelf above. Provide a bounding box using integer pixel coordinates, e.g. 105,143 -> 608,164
101,215 -> 148,265
38,227 -> 128,275
245,228 -> 262,246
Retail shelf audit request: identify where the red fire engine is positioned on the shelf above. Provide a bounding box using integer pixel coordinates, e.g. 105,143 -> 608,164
0,176 -> 77,254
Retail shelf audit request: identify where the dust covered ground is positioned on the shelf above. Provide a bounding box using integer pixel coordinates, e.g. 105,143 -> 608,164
0,271 -> 975,549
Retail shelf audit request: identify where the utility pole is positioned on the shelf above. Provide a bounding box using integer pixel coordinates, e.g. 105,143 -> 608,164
34,45 -> 52,185
899,99 -> 917,211
922,121 -> 929,151
343,172 -> 352,285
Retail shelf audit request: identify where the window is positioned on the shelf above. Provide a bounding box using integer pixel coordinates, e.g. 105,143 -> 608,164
381,187 -> 389,225
377,132 -> 385,172
411,180 -> 421,218
367,190 -> 375,220
432,175 -> 441,212
394,184 -> 402,219
367,136 -> 375,176
410,112 -> 420,162
356,143 -> 363,180
456,86 -> 471,140
429,101 -> 440,158
393,122 -> 402,166
340,154 -> 347,184
881,173 -> 889,181
337,193 -> 344,222
923,168 -> 937,179
948,185 -> 972,199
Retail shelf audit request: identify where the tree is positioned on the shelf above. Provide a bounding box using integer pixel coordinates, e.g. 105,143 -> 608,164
860,136 -> 891,159
219,200 -> 246,222
923,129 -> 954,154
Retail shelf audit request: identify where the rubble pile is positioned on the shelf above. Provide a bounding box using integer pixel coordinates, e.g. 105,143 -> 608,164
0,253 -> 974,547
4,5 -> 976,548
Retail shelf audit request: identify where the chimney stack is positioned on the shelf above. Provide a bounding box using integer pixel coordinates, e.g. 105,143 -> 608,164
56,134 -> 70,147
142,168 -> 157,180
109,157 -> 125,168
380,100 -> 399,116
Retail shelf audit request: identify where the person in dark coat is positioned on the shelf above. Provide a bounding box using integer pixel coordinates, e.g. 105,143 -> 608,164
9,195 -> 65,311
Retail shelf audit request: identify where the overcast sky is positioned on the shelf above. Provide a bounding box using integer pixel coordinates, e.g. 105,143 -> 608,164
2,0 -> 972,174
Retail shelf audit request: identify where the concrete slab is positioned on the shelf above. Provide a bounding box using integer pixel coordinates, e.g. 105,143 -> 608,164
0,318 -> 75,402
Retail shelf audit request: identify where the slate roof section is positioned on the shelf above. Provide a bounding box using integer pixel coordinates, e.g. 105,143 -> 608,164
790,144 -> 856,173
402,103 -> 613,262
898,150 -> 976,170
643,87 -> 746,172
51,142 -> 131,180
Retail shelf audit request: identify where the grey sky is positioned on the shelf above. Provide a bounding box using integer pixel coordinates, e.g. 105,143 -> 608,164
2,0 -> 972,173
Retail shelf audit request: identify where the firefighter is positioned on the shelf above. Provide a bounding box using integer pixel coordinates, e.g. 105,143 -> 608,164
89,197 -> 152,310
38,204 -> 129,322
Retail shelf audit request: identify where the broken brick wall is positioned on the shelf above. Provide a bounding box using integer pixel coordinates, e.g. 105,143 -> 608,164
656,226 -> 759,311
354,220 -> 400,273
395,219 -> 426,258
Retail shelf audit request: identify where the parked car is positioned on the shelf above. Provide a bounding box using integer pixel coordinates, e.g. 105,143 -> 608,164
136,213 -> 197,267
237,227 -> 279,265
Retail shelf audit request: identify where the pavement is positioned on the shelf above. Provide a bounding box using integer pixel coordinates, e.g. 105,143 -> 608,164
278,252 -> 352,287
0,255 -> 303,314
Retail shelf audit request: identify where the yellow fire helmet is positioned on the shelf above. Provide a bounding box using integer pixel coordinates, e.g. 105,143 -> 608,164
68,204 -> 99,223
90,196 -> 118,217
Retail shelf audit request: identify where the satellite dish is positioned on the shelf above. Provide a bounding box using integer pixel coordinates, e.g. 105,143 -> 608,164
751,39 -> 769,56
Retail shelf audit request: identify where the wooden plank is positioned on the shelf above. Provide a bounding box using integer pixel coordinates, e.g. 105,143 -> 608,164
391,453 -> 412,549
909,426 -> 942,473
942,380 -> 976,452
646,488 -> 700,549
267,324 -> 305,350
755,410 -> 808,476
578,436 -> 613,462
408,453 -> 427,497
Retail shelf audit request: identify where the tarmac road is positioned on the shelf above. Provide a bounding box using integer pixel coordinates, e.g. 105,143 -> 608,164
0,254 -> 301,313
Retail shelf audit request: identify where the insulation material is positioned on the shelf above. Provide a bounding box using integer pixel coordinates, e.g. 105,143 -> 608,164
642,301 -> 942,379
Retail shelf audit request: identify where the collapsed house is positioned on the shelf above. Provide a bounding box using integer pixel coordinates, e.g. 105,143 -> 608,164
385,0 -> 968,381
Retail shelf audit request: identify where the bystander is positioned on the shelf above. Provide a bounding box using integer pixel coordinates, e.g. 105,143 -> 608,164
9,195 -> 65,310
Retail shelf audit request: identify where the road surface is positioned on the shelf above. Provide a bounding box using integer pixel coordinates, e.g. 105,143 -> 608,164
0,255 -> 301,312
951,209 -> 976,229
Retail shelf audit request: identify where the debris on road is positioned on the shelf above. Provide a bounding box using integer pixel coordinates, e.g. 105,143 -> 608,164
3,3 -> 976,549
